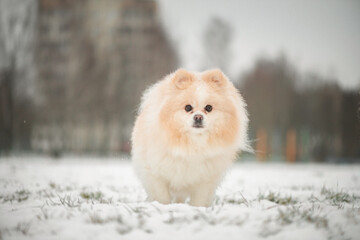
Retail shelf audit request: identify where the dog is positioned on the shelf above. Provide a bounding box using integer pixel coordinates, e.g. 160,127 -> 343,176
131,69 -> 250,206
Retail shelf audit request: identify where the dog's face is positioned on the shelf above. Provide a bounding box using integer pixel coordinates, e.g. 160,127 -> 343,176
159,69 -> 241,148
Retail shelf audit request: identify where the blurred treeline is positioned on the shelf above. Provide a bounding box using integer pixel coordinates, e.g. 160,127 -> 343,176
0,0 -> 359,161
238,55 -> 360,162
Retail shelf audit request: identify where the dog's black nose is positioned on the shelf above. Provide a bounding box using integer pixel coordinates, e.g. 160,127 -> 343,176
193,114 -> 203,123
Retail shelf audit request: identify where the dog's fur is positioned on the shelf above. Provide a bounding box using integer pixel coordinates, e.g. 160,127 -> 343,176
131,69 -> 249,206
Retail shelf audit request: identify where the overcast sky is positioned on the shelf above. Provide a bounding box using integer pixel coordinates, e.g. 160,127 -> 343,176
157,0 -> 360,89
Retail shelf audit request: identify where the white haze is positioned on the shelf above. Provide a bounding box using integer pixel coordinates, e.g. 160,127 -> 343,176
157,0 -> 360,89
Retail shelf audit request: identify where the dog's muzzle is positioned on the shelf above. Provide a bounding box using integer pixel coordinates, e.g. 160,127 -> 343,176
193,114 -> 204,128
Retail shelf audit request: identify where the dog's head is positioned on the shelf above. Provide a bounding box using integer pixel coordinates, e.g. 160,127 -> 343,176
159,69 -> 249,151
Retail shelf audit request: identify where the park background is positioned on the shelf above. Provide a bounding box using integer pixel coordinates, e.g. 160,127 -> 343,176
1,1 -> 360,239
0,0 -> 359,162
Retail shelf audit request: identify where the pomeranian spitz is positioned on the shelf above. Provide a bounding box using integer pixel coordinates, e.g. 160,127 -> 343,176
131,69 -> 250,207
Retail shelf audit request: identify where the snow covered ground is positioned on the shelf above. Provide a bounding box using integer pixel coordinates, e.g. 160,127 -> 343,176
0,156 -> 359,240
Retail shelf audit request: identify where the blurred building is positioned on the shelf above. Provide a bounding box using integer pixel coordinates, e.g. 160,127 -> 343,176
31,0 -> 178,154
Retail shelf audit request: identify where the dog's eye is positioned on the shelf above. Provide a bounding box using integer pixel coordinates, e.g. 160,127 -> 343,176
185,105 -> 193,112
205,105 -> 213,112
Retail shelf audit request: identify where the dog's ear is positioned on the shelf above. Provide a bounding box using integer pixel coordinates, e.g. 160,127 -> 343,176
172,69 -> 194,90
203,69 -> 227,88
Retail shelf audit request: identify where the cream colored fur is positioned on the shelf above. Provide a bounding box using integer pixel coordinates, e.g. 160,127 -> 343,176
131,69 -> 250,207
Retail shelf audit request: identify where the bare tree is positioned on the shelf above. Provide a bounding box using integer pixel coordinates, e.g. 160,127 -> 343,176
202,17 -> 232,73
0,0 -> 37,152
240,54 -> 297,132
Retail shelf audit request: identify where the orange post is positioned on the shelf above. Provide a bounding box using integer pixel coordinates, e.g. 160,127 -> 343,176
256,128 -> 268,161
286,129 -> 297,163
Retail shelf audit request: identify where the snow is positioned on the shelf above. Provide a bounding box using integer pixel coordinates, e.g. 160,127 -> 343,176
0,156 -> 359,240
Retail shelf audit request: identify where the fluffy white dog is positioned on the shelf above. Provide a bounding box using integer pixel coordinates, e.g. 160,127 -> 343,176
132,69 -> 250,206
